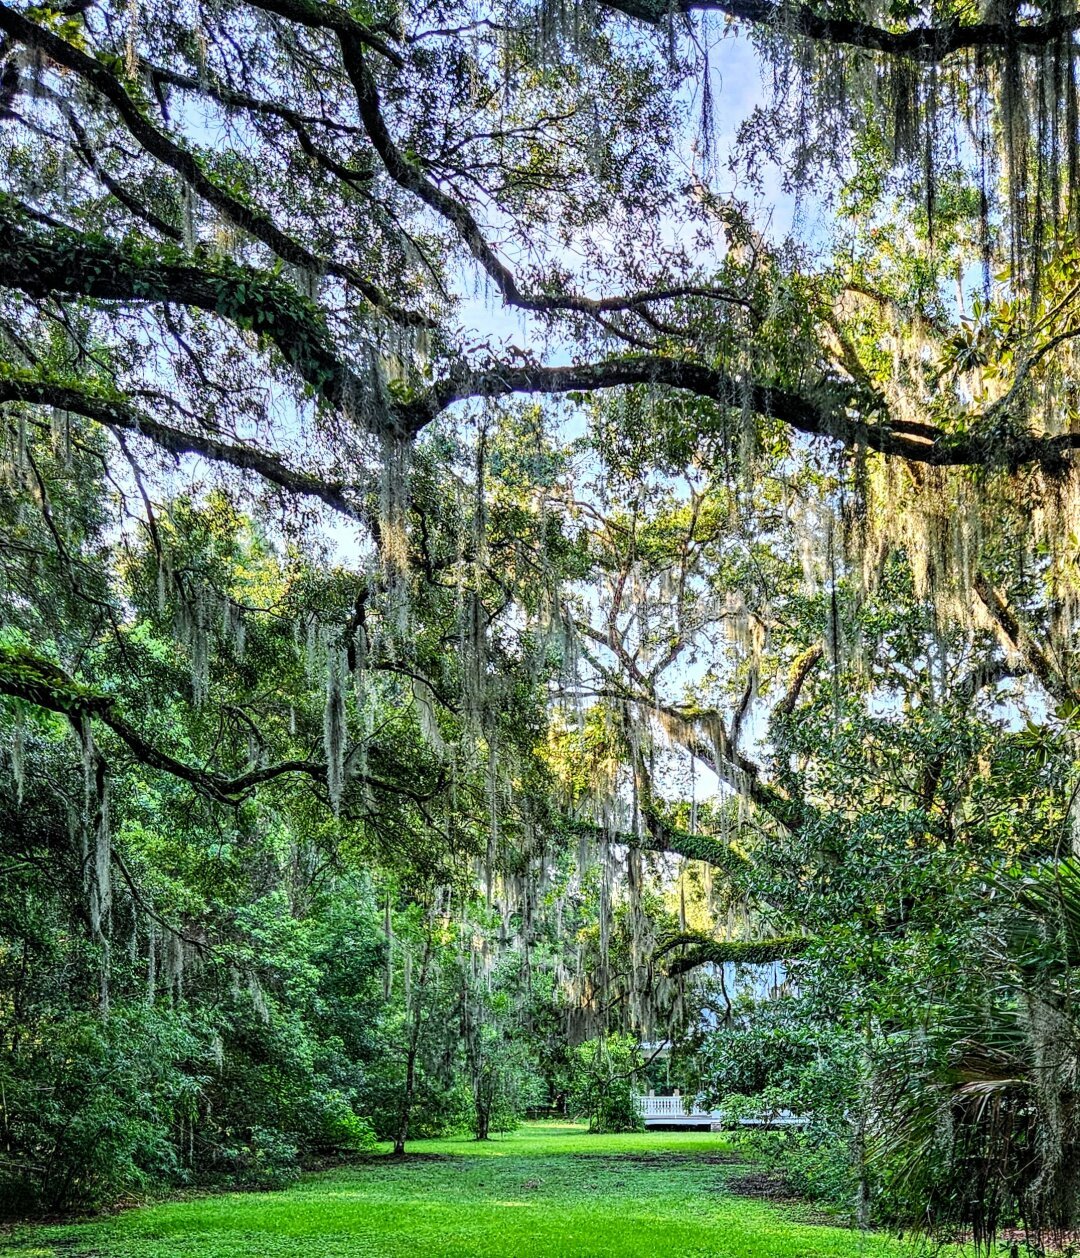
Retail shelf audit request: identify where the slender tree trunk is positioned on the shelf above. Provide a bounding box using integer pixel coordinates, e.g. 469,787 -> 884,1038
475,1088 -> 490,1142
393,933 -> 433,1155
462,979 -> 492,1140
854,1013 -> 872,1229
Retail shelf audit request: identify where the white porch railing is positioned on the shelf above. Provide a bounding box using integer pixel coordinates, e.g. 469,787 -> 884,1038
635,1094 -> 808,1127
636,1093 -> 714,1121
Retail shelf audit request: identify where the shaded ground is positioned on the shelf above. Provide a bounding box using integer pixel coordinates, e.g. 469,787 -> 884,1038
0,1122 -> 959,1258
727,1170 -> 799,1200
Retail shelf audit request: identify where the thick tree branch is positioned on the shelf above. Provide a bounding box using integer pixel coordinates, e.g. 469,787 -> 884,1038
655,931 -> 812,976
0,211 -> 419,435
565,644 -> 804,831
774,644 -> 824,719
0,646 -> 433,808
409,358 -> 1080,470
0,2 -> 427,326
244,0 -> 404,65
973,572 -> 1079,708
637,816 -> 751,870
603,0 -> 1080,61
631,690 -> 805,831
11,211 -> 1078,474
564,814 -> 749,872
0,374 -> 369,522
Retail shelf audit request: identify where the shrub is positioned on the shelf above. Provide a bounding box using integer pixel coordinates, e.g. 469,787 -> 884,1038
314,1091 -> 377,1157
217,1127 -> 301,1190
0,1004 -> 201,1214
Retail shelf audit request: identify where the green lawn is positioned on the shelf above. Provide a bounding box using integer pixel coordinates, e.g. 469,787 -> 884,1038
0,1122 -> 952,1258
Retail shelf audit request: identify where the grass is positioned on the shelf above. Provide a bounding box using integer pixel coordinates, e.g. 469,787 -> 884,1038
0,1122 -> 946,1258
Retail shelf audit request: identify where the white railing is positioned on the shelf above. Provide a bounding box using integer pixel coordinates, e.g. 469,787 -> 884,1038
637,1094 -> 709,1119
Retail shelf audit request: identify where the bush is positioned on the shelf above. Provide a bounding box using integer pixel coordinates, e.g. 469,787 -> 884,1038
720,1092 -> 858,1209
699,1013 -> 861,1215
217,1126 -> 301,1190
313,1091 -> 377,1157
0,1004 -> 202,1214
472,1035 -> 543,1139
362,1057 -> 473,1142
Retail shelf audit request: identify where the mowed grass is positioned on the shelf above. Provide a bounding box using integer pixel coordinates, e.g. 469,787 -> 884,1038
0,1122 -> 952,1258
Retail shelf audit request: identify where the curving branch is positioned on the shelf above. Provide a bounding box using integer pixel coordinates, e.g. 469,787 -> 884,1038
336,34 -> 746,326
408,358 -> 1080,471
0,209 -> 411,434
602,0 -> 1080,61
0,646 -> 324,803
144,64 -> 376,189
62,110 -> 184,242
0,1 -> 428,327
637,813 -> 750,870
243,0 -> 404,65
0,374 -> 369,523
649,703 -> 803,830
568,620 -> 807,831
656,931 -> 813,976
8,208 -> 1080,474
0,646 -> 438,809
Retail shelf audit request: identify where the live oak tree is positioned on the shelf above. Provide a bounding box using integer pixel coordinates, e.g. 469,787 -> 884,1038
5,0 -> 1080,820
538,375 -> 1080,1242
8,0 -> 1080,1240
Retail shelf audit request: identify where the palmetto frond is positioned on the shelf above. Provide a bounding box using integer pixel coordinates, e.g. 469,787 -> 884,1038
871,861 -> 1080,1251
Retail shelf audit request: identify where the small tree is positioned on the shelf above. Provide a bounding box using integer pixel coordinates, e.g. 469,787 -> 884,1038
471,1032 -> 538,1140
566,1034 -> 645,1133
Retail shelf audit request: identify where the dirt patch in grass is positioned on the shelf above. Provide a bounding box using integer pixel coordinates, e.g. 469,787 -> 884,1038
727,1171 -> 798,1200
380,1153 -> 455,1163
726,1173 -> 845,1229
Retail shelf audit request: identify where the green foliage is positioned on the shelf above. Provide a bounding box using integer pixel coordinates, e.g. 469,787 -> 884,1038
316,1096 -> 378,1158
5,0 -> 1080,1238
699,1007 -> 862,1210
566,1035 -> 645,1134
0,1004 -> 201,1213
470,1029 -> 542,1140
